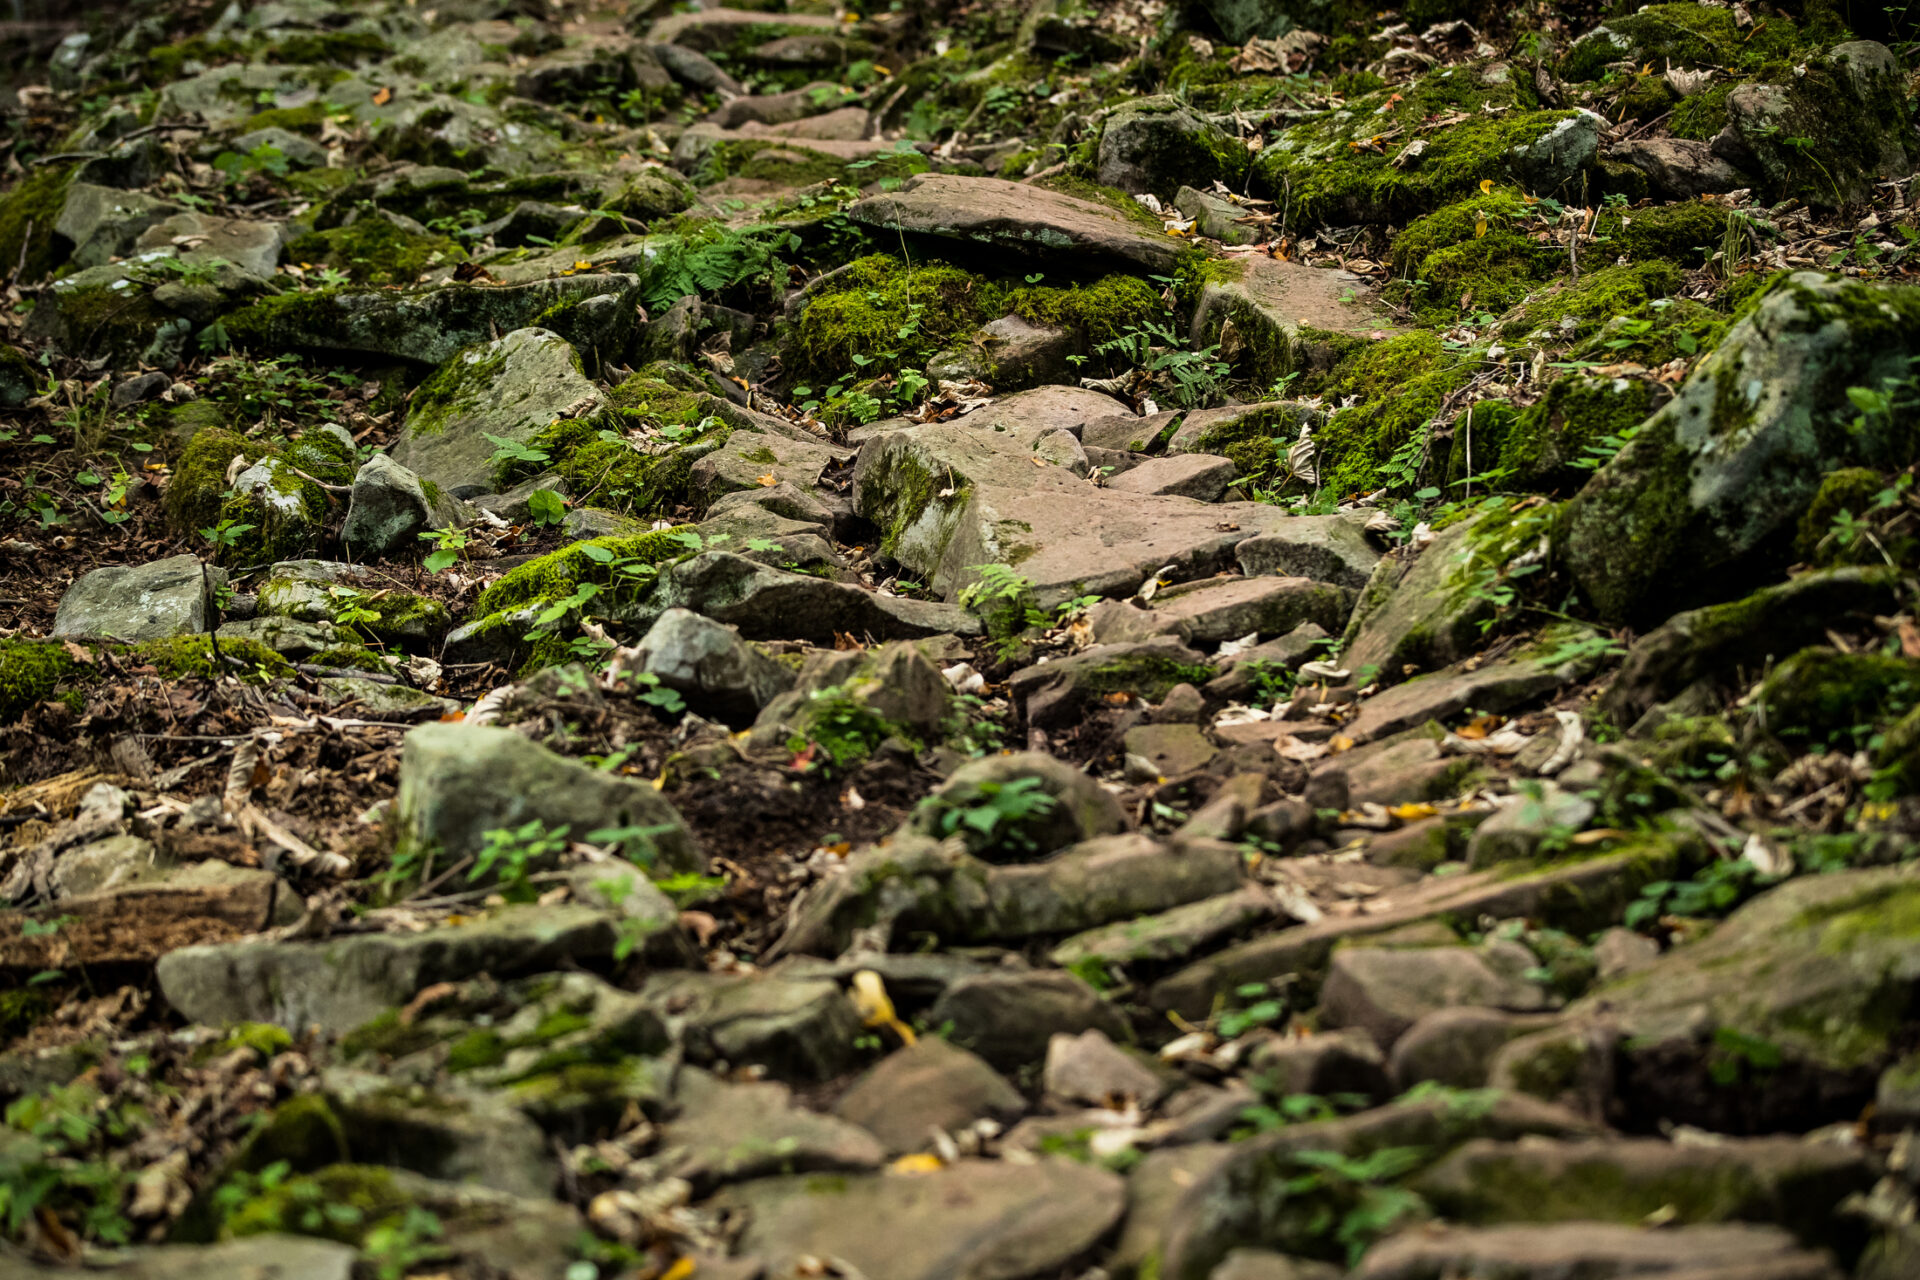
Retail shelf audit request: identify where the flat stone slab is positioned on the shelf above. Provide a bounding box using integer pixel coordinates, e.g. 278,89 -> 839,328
847,173 -> 1183,272
1194,253 -> 1400,382
718,1157 -> 1126,1280
691,429 -> 850,506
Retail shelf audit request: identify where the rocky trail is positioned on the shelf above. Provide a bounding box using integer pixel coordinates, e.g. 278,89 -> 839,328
3,0 -> 1920,1276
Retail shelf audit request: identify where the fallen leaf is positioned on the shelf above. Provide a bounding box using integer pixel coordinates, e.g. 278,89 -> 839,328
756,472 -> 778,486
1479,178 -> 1494,194
661,1259 -> 697,1280
890,1153 -> 944,1175
1388,802 -> 1438,820
372,85 -> 393,106
62,640 -> 94,665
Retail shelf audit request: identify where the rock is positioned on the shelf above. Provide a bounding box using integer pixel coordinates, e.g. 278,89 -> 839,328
1211,1252 -> 1342,1280
1603,568 -> 1898,727
1098,96 -> 1248,195
1351,1222 -> 1842,1280
49,835 -> 165,899
1338,642 -> 1589,745
716,1157 -> 1125,1280
1176,186 -> 1262,246
1241,1026 -> 1388,1103
0,343 -> 37,407
845,172 -> 1183,272
749,639 -> 952,753
1134,575 -> 1355,647
1343,509 -> 1523,680
1877,1049 -> 1920,1127
930,970 -> 1130,1072
565,858 -> 699,968
255,560 -> 450,646
1157,1092 -> 1601,1278
55,183 -> 181,269
910,752 -> 1130,858
52,555 -> 224,643
134,211 -> 285,280
638,970 -> 863,1081
1123,723 -> 1218,776
224,274 -> 641,368
1411,1135 -> 1873,1246
1494,866 -> 1920,1132
1563,273 -> 1920,625
1724,43 -> 1916,208
342,453 -> 463,558
1592,927 -> 1660,982
1319,946 -> 1553,1051
1234,515 -> 1381,589
1466,784 -> 1598,866
1388,1007 -> 1566,1090
1107,453 -> 1239,501
14,1235 -> 357,1280
111,371 -> 170,409
231,125 -> 329,169
156,904 -> 620,1033
633,552 -> 979,642
1012,639 -> 1214,728
322,1068 -> 555,1199
1192,254 -> 1399,386
689,429 -> 850,507
1155,683 -> 1209,725
986,832 -> 1245,938
628,607 -> 795,724
660,1066 -> 885,1191
833,1037 -> 1027,1153
1610,137 -> 1750,198
390,327 -> 599,498
1044,1027 -> 1172,1106
927,314 -> 1076,392
1049,887 -> 1280,971
396,722 -> 702,874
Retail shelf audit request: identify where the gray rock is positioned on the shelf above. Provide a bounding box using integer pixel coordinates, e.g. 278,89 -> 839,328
49,835 -> 166,899
473,473 -> 570,523
0,343 -> 36,407
111,371 -> 171,409
910,751 -> 1130,859
833,1037 -> 1027,1153
215,615 -> 342,657
231,125 -> 329,168
929,969 -> 1128,1070
1563,274 -> 1920,625
689,428 -> 850,507
631,551 -> 979,643
566,858 -> 698,967
53,554 -> 223,643
1466,784 -> 1597,866
1010,638 -> 1213,728
716,1157 -> 1125,1280
1234,515 -> 1381,589
1610,137 -> 1750,198
14,1235 -> 356,1280
926,314 -> 1075,392
1122,575 -> 1355,647
1387,1006 -> 1564,1090
1098,96 -> 1247,195
639,970 -> 864,1081
661,1066 -> 886,1191
1352,1222 -> 1842,1280
1877,1049 -> 1920,1127
1107,453 -> 1238,501
156,904 -> 621,1032
1045,1028 -> 1171,1106
845,172 -> 1182,272
391,327 -> 599,498
1725,42 -> 1915,207
323,1067 -> 556,1199
1192,254 -> 1399,387
1049,887 -> 1279,971
1245,1027 -> 1391,1103
55,183 -> 181,269
1508,110 -> 1607,191
630,607 -> 795,724
344,453 -> 464,558
396,721 -> 702,874
1319,946 -> 1553,1051
1176,185 -> 1262,246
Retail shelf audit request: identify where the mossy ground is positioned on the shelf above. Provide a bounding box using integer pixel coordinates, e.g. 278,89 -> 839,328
284,219 -> 467,286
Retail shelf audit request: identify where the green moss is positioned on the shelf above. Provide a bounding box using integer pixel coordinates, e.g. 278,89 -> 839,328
405,347 -> 510,437
788,254 -> 1000,385
223,1163 -> 408,1244
511,411 -> 726,516
308,644 -> 394,673
135,636 -> 292,680
1570,297 -> 1728,366
1001,272 -> 1163,349
217,1022 -> 293,1059
1080,652 -> 1217,701
219,457 -> 327,564
1601,200 -> 1729,267
0,988 -> 52,1038
42,280 -> 175,366
1500,373 -> 1660,493
1502,262 -> 1685,346
239,104 -> 330,135
0,639 -> 80,720
471,529 -> 694,620
264,31 -> 391,66
1795,467 -> 1885,562
234,1094 -> 351,1176
1392,187 -> 1541,278
1560,4 -> 1796,82
444,1028 -> 507,1073
1670,82 -> 1735,142
1317,332 -> 1468,495
1760,647 -> 1920,745
0,165 -> 73,284
285,219 -> 466,287
339,1009 -> 442,1062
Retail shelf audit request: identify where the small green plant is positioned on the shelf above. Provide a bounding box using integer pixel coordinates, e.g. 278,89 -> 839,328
919,776 -> 1058,858
1240,660 -> 1297,710
485,434 -> 550,469
419,525 -> 469,574
471,819 -> 570,901
1218,981 -> 1285,1038
1278,1146 -> 1430,1265
1706,1027 -> 1782,1086
201,518 -> 256,554
525,488 -> 566,525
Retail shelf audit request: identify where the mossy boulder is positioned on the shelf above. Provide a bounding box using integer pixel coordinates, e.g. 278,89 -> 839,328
1724,42 -> 1920,209
1494,867 -> 1920,1134
1560,3 -> 1796,83
1096,96 -> 1249,196
0,343 -> 41,407
1562,272 -> 1920,625
1500,373 -> 1666,493
1757,647 -> 1920,748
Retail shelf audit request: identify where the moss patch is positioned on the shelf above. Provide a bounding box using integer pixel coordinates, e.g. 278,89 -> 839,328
284,219 -> 467,286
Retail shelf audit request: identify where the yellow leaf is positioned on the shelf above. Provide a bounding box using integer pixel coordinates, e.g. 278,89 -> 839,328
1479,178 -> 1494,195
890,1153 -> 944,1175
573,260 -> 595,271
1388,803 -> 1438,820
661,1259 -> 697,1280
850,970 -> 918,1045
1329,735 -> 1354,754
372,85 -> 393,106
756,472 -> 778,487
1474,218 -> 1487,238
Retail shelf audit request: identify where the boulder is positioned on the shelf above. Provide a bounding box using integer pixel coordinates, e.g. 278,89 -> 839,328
396,722 -> 702,874
1192,254 -> 1399,385
1098,96 -> 1248,195
928,969 -> 1128,1070
1106,453 -> 1239,501
628,607 -> 795,724
1562,273 -> 1920,625
845,173 -> 1183,272
52,555 -> 224,643
156,904 -> 620,1032
342,453 -> 464,558
1318,946 -> 1553,1051
390,327 -> 600,498
1351,1222 -> 1842,1280
1234,515 -> 1381,589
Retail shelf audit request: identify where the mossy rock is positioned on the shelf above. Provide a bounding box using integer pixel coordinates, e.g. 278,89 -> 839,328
1599,200 -> 1730,267
1560,3 -> 1797,82
1500,373 -> 1663,493
1794,467 -> 1888,563
1759,647 -> 1920,746
786,254 -> 999,386
1570,296 -> 1729,366
1501,261 -> 1686,347
164,427 -> 271,535
285,218 -> 467,286
0,164 -> 73,285
0,639 -> 82,720
1315,332 -> 1467,496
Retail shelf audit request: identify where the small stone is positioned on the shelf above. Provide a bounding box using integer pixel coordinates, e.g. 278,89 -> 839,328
1592,926 -> 1660,982
929,969 -> 1128,1070
661,1066 -> 885,1191
343,453 -> 461,559
1123,723 -> 1218,777
833,1037 -> 1026,1153
1245,1027 -> 1391,1103
630,607 -> 796,725
1154,682 -> 1207,724
1466,784 -> 1597,867
1319,946 -> 1553,1051
1045,1028 -> 1171,1107
1388,1006 -> 1565,1091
